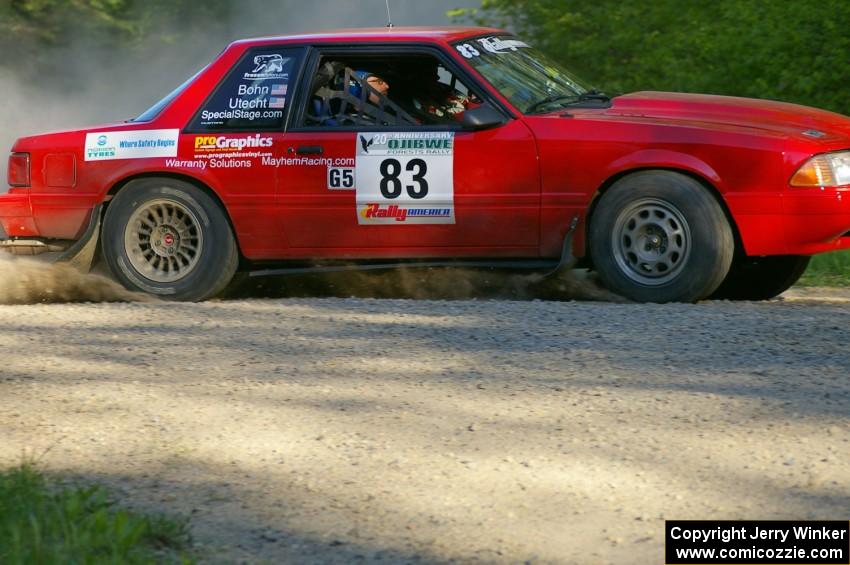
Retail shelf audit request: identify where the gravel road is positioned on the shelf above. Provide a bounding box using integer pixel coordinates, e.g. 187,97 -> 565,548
0,271 -> 848,564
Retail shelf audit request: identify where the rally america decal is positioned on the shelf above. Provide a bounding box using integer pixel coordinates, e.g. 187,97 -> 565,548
84,129 -> 179,161
355,132 -> 455,225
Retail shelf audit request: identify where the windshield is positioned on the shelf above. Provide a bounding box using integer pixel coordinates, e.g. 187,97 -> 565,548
453,35 -> 595,114
132,67 -> 206,122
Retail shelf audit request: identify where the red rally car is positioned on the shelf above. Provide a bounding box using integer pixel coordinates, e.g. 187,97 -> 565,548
3,27 -> 850,302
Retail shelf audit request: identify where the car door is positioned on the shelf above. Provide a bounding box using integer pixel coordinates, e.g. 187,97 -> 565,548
183,45 -> 305,259
275,45 -> 540,259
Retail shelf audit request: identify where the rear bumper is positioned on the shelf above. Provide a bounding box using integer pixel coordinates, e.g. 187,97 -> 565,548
0,191 -> 39,237
0,198 -> 102,269
0,190 -> 94,240
727,189 -> 850,256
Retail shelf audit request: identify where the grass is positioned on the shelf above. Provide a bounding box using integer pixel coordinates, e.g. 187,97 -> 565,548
0,464 -> 194,564
799,250 -> 850,286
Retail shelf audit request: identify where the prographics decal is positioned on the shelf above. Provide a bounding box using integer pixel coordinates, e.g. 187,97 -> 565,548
193,134 -> 273,154
84,129 -> 179,161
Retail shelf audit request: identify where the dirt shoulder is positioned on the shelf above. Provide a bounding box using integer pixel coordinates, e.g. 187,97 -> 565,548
783,286 -> 850,302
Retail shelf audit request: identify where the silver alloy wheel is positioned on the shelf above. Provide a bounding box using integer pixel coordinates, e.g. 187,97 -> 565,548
611,197 -> 691,285
123,199 -> 204,283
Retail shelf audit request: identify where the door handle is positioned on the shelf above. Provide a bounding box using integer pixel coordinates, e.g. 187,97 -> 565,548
294,145 -> 324,155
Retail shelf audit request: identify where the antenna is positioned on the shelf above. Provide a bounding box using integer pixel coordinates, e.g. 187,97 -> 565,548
385,0 -> 394,28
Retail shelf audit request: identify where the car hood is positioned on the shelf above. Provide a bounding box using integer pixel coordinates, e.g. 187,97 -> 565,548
601,91 -> 850,143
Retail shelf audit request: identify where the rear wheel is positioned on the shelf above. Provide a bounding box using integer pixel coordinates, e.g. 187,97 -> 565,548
589,171 -> 734,302
102,178 -> 238,301
709,255 -> 810,300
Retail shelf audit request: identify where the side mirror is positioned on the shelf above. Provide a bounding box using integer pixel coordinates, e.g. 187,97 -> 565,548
461,103 -> 507,131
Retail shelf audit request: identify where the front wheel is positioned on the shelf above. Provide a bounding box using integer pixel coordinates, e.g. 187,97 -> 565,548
589,171 -> 734,303
709,255 -> 811,300
102,178 -> 239,301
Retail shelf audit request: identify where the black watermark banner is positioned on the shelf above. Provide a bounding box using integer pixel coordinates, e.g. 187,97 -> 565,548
666,521 -> 849,564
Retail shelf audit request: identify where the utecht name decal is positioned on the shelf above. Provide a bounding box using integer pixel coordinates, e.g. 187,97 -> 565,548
85,129 -> 179,161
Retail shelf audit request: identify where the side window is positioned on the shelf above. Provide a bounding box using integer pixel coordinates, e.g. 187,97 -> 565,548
301,53 -> 482,128
436,65 -> 471,98
190,48 -> 302,131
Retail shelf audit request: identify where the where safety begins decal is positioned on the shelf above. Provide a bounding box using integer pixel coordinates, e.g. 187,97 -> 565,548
355,132 -> 455,225
84,130 -> 179,161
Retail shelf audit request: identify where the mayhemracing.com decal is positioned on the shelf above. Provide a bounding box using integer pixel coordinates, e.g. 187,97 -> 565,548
355,132 -> 455,225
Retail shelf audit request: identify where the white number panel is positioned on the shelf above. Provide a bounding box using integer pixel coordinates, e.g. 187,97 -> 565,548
355,132 -> 455,225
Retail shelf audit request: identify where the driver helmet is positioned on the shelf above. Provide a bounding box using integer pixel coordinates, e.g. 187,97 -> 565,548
347,70 -> 375,99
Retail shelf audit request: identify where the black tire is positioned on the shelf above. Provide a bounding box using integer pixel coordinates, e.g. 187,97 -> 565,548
102,178 -> 238,301
589,171 -> 734,303
709,255 -> 810,300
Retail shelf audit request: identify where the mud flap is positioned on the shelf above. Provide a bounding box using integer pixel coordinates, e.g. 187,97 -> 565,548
0,204 -> 102,272
543,215 -> 580,278
56,204 -> 102,272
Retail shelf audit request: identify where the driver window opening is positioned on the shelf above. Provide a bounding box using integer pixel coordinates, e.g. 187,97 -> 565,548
302,54 -> 482,128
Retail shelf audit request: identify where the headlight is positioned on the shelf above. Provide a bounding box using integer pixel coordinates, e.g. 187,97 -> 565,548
790,151 -> 850,187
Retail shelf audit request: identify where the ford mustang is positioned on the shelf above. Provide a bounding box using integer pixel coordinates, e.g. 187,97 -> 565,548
3,27 -> 850,302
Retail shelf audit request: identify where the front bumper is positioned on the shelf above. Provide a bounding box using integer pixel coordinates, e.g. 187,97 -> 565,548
725,189 -> 850,256
778,189 -> 850,254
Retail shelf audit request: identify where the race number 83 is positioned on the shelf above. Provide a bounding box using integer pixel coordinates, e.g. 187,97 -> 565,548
379,158 -> 428,199
355,131 -> 455,225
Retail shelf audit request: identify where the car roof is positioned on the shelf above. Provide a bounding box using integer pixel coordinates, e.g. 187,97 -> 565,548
229,26 -> 506,48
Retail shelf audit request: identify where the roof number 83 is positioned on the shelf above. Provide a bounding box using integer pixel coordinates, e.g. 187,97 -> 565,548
456,43 -> 480,58
379,158 -> 428,200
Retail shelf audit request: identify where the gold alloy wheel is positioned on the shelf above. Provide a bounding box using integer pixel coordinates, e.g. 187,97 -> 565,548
123,199 -> 204,283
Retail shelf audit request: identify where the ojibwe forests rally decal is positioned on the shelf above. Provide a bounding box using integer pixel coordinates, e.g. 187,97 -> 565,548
355,132 -> 455,225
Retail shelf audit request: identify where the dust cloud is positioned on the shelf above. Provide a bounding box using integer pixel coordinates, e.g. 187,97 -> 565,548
227,267 -> 626,302
0,0 -> 470,181
0,255 -> 145,304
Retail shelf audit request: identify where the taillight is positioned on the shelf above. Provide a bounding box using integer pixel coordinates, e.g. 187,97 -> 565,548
8,153 -> 31,187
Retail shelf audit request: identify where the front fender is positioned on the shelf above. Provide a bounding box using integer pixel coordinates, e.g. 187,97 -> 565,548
604,149 -> 723,192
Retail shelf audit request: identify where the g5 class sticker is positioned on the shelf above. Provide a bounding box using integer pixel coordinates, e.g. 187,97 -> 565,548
355,132 -> 455,225
328,167 -> 355,190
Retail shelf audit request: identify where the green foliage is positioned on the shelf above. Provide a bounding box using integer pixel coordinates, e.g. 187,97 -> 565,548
455,0 -> 850,116
0,0 -> 232,87
0,464 -> 194,564
0,0 -> 230,60
799,251 -> 850,286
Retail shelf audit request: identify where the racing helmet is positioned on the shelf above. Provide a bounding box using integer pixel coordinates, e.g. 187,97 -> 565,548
347,70 -> 375,99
